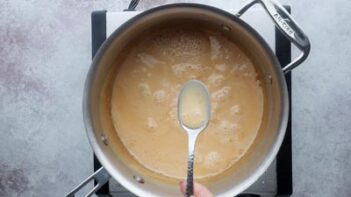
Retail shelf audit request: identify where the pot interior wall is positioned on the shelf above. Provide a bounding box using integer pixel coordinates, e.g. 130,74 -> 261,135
87,5 -> 286,196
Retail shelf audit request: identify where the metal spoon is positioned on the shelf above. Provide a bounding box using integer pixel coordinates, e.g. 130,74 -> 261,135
177,80 -> 211,197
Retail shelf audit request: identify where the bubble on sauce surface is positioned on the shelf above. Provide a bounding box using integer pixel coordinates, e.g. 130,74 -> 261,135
230,63 -> 248,74
147,117 -> 158,129
211,102 -> 218,114
130,67 -> 147,80
167,108 -> 178,125
204,151 -> 222,168
137,53 -> 164,68
230,105 -> 241,115
243,72 -> 253,77
152,29 -> 205,58
217,120 -> 239,144
220,135 -> 239,144
153,89 -> 166,103
238,64 -> 247,71
138,82 -> 151,96
208,73 -> 224,86
167,97 -> 178,125
219,120 -> 238,133
172,63 -> 203,77
215,64 -> 228,72
211,86 -> 231,100
209,36 -> 221,60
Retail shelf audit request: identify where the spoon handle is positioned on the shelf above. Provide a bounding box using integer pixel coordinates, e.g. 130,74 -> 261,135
186,153 -> 195,197
186,133 -> 199,197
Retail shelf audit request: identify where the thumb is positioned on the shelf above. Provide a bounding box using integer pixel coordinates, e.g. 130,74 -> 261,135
179,180 -> 213,197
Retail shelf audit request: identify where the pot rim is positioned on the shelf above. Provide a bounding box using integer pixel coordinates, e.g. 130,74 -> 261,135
83,3 -> 289,196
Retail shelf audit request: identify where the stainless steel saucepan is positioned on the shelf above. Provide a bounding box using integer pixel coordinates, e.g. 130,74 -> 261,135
67,0 -> 310,196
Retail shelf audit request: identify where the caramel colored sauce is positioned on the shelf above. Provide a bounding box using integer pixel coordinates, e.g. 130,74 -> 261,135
111,27 -> 264,180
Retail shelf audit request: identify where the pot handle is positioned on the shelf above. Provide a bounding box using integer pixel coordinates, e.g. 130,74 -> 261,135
125,0 -> 140,11
236,0 -> 310,73
65,167 -> 110,197
124,0 -> 310,72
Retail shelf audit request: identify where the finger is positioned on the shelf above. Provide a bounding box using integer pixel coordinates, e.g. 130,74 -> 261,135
179,180 -> 186,194
193,182 -> 213,197
179,180 -> 213,197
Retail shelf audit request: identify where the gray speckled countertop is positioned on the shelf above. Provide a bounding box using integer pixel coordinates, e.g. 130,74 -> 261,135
1,0 -> 350,197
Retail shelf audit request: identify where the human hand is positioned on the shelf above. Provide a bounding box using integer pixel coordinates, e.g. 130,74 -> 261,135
179,180 -> 214,197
